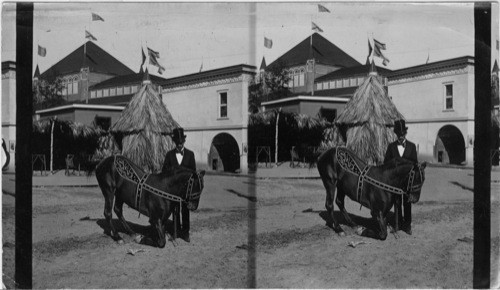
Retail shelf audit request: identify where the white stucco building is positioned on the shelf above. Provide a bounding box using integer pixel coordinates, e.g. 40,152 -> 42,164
2,61 -> 16,172
161,64 -> 256,173
388,56 -> 475,165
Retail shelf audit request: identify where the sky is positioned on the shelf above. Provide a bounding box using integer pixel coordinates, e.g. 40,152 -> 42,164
1,2 -> 497,79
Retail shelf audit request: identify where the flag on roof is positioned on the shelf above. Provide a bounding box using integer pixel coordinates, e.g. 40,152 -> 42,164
141,48 -> 146,67
373,38 -> 389,66
147,47 -> 160,59
318,4 -> 330,12
38,45 -> 47,57
91,12 -> 104,21
85,30 -> 97,41
264,37 -> 273,49
311,22 -> 323,33
199,62 -> 203,72
426,52 -> 430,64
366,39 -> 372,65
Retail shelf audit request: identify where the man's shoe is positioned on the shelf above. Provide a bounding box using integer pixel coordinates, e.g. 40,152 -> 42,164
402,224 -> 412,235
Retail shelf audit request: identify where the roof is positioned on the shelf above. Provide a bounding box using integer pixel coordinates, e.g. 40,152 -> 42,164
34,65 -> 41,78
260,57 -> 267,70
267,33 -> 361,69
315,64 -> 392,83
89,71 -> 168,90
389,56 -> 474,80
35,103 -> 124,115
40,41 -> 134,81
160,64 -> 256,88
493,60 -> 499,74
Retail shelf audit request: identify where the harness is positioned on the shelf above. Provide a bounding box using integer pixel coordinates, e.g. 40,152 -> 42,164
336,148 -> 423,203
114,156 -> 201,211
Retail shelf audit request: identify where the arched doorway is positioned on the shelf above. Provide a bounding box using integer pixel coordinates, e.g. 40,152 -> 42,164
435,125 -> 466,165
209,133 -> 240,173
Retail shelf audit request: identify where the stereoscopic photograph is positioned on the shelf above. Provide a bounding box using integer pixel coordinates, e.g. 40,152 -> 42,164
1,1 -> 499,288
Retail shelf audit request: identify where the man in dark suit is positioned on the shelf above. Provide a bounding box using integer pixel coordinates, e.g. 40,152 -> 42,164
384,119 -> 418,235
162,127 -> 196,242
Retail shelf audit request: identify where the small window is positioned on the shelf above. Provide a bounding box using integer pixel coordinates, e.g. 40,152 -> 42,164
110,87 -> 116,96
350,78 -> 357,87
343,79 -> 349,87
316,83 -> 323,90
131,86 -> 138,93
357,77 -> 364,85
72,80 -> 78,94
288,78 -> 293,88
67,83 -> 73,95
299,69 -> 305,86
103,89 -> 109,97
219,92 -> 228,118
329,81 -> 335,89
323,82 -> 329,90
336,79 -> 342,88
62,87 -> 67,96
97,90 -> 102,98
90,91 -> 96,99
117,87 -> 123,95
444,83 -> 453,110
124,86 -> 131,94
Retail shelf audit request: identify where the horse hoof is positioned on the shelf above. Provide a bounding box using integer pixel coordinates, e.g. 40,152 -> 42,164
355,227 -> 365,235
134,235 -> 144,243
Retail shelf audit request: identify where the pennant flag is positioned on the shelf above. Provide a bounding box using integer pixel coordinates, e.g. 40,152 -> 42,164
199,62 -> 203,72
38,45 -> 47,57
157,66 -> 165,75
147,47 -> 160,59
311,22 -> 323,33
264,37 -> 273,49
141,48 -> 146,67
318,4 -> 330,13
92,13 -> 104,21
85,30 -> 97,41
373,38 -> 389,66
366,39 -> 373,65
426,52 -> 430,64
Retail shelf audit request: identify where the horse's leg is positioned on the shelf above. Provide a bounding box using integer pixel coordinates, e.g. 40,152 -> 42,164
335,189 -> 357,228
103,193 -> 123,243
394,195 -> 402,232
323,181 -> 344,235
154,218 -> 167,248
113,198 -> 136,236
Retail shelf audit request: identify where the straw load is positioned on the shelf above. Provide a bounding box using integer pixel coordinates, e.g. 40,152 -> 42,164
110,72 -> 180,173
334,64 -> 404,165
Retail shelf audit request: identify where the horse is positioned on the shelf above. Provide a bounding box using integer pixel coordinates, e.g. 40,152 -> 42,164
94,155 -> 205,248
317,147 -> 426,240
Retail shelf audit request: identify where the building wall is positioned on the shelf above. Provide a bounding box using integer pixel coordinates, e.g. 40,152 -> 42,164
1,64 -> 16,172
38,108 -> 123,126
299,100 -> 346,118
388,64 -> 474,164
162,72 -> 253,172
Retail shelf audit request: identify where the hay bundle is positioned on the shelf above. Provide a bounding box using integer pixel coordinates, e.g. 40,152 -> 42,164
110,82 -> 180,173
335,73 -> 404,165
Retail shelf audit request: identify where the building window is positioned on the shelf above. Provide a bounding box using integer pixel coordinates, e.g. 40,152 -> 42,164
72,79 -> 78,94
444,83 -> 453,110
330,81 -> 335,89
316,83 -> 323,90
117,87 -> 123,95
110,87 -> 116,96
67,82 -> 73,95
343,79 -> 349,87
62,87 -> 67,96
96,90 -> 102,98
299,69 -> 305,86
103,89 -> 109,97
336,79 -> 342,88
219,91 -> 228,118
90,91 -> 96,99
131,86 -> 138,93
323,82 -> 329,90
357,77 -> 364,85
124,86 -> 131,94
350,78 -> 357,87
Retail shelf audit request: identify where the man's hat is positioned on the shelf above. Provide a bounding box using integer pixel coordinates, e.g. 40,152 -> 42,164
172,127 -> 186,142
394,119 -> 408,135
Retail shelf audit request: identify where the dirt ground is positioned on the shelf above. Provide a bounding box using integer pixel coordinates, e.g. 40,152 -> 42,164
2,166 -> 500,288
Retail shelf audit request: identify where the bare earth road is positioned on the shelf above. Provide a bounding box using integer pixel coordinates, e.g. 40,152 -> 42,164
2,166 -> 500,288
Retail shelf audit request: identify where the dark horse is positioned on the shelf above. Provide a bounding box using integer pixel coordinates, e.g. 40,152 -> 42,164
317,147 -> 426,240
94,155 -> 205,248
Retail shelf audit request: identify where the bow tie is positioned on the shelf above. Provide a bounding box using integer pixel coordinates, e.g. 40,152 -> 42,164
398,141 -> 406,148
176,149 -> 184,156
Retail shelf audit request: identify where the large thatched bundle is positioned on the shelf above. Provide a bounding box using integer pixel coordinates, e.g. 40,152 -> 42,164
335,70 -> 404,165
110,79 -> 179,173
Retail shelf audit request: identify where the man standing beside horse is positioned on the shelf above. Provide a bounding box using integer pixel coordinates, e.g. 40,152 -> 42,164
384,119 -> 418,235
163,127 -> 196,242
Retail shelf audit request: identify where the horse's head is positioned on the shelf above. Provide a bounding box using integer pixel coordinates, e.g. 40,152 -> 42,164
406,162 -> 427,203
183,170 -> 205,211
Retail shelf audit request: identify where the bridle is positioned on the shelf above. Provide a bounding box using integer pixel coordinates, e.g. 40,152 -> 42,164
185,171 -> 203,202
406,164 -> 424,195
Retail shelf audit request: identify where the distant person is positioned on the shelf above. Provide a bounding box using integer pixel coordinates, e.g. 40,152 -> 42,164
384,119 -> 418,235
162,128 -> 196,242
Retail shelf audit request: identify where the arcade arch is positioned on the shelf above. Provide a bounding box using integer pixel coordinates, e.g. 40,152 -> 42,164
208,133 -> 240,173
435,125 -> 466,165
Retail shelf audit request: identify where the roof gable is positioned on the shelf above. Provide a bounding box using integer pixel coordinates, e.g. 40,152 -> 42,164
268,33 -> 361,69
315,64 -> 392,82
41,41 -> 134,81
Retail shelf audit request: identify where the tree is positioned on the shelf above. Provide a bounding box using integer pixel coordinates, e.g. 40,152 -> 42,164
33,77 -> 66,114
248,59 -> 292,113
